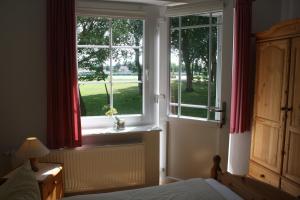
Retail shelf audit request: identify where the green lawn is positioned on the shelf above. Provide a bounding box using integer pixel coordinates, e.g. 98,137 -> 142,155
170,80 -> 216,118
79,79 -> 215,118
79,83 -> 142,116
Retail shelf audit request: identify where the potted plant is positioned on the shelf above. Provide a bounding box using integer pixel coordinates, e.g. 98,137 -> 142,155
105,107 -> 125,130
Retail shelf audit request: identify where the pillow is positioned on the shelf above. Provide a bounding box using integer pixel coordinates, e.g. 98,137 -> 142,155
0,164 -> 41,200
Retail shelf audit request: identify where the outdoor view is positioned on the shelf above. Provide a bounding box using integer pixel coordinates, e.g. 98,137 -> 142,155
77,13 -> 222,119
169,12 -> 223,120
77,17 -> 144,116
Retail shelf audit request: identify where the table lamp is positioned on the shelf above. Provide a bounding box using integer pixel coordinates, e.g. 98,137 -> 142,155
16,137 -> 50,172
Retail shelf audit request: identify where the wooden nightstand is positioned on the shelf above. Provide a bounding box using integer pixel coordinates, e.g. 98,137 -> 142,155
36,163 -> 64,200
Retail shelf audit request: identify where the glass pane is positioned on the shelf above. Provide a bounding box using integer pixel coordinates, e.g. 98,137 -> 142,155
170,30 -> 179,104
212,12 -> 223,24
209,26 -> 221,108
170,79 -> 179,103
77,16 -> 110,45
77,48 -> 110,82
209,111 -> 217,121
79,83 -> 111,116
182,14 -> 210,26
112,83 -> 142,115
170,105 -> 178,116
112,18 -> 143,46
111,48 -> 142,82
181,27 -> 209,106
170,17 -> 179,28
181,107 -> 207,118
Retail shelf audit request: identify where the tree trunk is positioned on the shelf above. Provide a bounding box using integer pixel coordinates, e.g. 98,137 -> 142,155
104,83 -> 110,106
134,41 -> 142,95
181,33 -> 193,92
191,64 -> 194,81
79,88 -> 86,116
211,44 -> 217,83
185,61 -> 193,92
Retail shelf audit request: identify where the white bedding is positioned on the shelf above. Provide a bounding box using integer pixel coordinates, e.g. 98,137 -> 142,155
63,178 -> 243,200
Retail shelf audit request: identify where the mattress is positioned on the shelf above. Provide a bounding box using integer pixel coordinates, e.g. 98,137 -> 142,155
63,178 -> 243,200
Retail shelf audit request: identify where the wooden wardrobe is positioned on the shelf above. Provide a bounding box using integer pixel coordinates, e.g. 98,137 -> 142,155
249,19 -> 300,198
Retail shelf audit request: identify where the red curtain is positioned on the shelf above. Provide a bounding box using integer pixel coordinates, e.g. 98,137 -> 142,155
47,0 -> 82,148
230,0 -> 253,133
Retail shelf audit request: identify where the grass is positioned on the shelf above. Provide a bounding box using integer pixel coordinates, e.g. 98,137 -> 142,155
79,78 -> 215,118
170,80 -> 216,118
80,83 -> 142,116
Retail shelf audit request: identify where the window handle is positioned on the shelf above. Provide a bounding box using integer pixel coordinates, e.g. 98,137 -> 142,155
209,102 -> 226,128
155,94 -> 165,103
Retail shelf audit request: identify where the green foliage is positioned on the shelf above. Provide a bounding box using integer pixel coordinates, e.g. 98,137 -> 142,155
77,16 -> 144,116
77,17 -> 143,82
170,14 -> 221,91
80,79 -> 212,118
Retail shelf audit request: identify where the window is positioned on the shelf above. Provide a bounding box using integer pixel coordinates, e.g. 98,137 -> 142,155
169,12 -> 223,120
77,16 -> 144,117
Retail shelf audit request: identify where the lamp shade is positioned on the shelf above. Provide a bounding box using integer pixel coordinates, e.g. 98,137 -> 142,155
16,137 -> 49,159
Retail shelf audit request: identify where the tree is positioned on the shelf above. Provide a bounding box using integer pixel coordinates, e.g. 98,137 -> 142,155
112,19 -> 143,94
170,15 -> 218,92
77,17 -> 110,115
77,17 -> 144,115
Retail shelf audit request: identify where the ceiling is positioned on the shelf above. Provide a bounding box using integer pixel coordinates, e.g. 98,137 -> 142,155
103,0 -> 210,6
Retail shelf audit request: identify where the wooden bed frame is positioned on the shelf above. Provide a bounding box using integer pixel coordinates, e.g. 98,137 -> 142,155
211,155 -> 297,200
1,155 -> 297,200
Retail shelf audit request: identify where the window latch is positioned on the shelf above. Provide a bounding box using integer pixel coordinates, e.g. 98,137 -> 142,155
155,94 -> 165,103
209,102 -> 226,128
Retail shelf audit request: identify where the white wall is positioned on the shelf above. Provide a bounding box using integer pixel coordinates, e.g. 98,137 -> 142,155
281,0 -> 300,21
252,0 -> 282,33
0,0 -> 47,176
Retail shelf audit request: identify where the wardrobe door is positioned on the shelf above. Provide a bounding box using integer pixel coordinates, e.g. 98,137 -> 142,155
283,37 -> 300,185
251,39 -> 290,173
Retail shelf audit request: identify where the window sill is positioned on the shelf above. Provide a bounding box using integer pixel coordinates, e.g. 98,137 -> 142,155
82,125 -> 161,136
82,125 -> 161,146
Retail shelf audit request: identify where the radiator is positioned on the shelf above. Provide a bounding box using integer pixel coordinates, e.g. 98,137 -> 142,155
41,143 -> 145,193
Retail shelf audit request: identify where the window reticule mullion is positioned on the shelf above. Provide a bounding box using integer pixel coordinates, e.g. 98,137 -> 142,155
207,13 -> 213,120
178,16 -> 182,117
109,19 -> 113,109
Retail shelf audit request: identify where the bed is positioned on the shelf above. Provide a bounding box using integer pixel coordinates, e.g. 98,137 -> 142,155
62,178 -> 242,200
0,156 -> 296,200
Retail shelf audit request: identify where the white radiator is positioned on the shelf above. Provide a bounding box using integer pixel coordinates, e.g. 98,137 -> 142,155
41,143 -> 145,193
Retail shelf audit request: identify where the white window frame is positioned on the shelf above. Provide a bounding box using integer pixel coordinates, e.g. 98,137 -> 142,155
168,11 -> 223,121
76,2 -> 156,130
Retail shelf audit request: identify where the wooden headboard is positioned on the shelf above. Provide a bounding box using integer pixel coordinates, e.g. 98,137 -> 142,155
211,155 -> 296,200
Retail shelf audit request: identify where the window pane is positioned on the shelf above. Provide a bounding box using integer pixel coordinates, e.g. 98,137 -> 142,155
112,19 -> 143,46
170,30 -> 179,104
181,27 -> 209,106
79,83 -> 111,116
182,14 -> 210,26
170,17 -> 179,28
111,48 -> 142,82
112,83 -> 142,115
77,16 -> 109,45
181,107 -> 207,118
170,79 -> 178,104
209,26 -> 221,108
77,48 -> 110,82
170,105 -> 178,116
